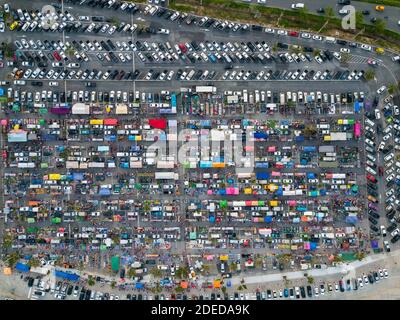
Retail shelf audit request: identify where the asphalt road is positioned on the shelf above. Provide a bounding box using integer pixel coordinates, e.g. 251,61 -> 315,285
249,0 -> 400,32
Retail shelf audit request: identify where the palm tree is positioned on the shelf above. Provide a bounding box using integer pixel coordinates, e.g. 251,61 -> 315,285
364,69 -> 375,81
374,18 -> 386,34
341,52 -> 351,65
313,48 -> 321,57
388,83 -> 397,94
355,11 -> 364,29
325,6 -> 334,18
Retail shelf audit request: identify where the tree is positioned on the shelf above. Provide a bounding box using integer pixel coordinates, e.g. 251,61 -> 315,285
2,233 -> 13,249
127,268 -> 136,278
221,286 -> 227,294
87,275 -> 95,286
272,43 -> 278,53
313,48 -> 321,57
149,267 -> 162,278
325,6 -> 334,18
109,17 -> 120,27
304,124 -> 317,138
28,258 -> 40,268
110,280 -> 116,289
1,42 -> 15,58
176,266 -> 189,279
355,11 -> 364,29
5,252 -> 20,268
364,69 -> 375,81
388,83 -> 397,94
341,52 -> 351,65
307,276 -> 314,284
298,6 -> 309,19
374,18 -> 386,34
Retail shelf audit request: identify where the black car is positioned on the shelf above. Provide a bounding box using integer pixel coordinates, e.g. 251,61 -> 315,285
338,0 -> 351,4
316,8 -> 325,13
67,285 -> 73,295
362,10 -> 370,15
27,277 -> 34,287
300,287 -> 306,298
369,217 -> 378,225
256,292 -> 261,300
210,293 -> 216,300
306,285 -> 313,297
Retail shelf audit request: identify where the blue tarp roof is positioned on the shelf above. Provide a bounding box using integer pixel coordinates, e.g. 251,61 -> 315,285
346,216 -> 358,224
55,270 -> 80,281
73,173 -> 84,181
264,216 -> 273,223
99,188 -> 111,196
354,101 -> 360,113
256,172 -> 270,179
254,132 -> 268,139
15,262 -> 30,272
135,282 -> 144,289
0,88 -> 4,96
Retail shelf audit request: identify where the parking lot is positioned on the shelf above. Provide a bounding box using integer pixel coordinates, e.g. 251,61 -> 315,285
0,0 -> 400,300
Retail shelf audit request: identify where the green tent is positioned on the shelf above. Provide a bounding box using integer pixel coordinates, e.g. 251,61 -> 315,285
134,183 -> 142,190
41,163 -> 49,169
189,232 -> 197,240
27,218 -> 35,223
12,104 -> 20,112
100,245 -> 107,251
111,256 -> 120,272
39,108 -> 48,114
51,217 -> 61,224
39,119 -> 46,125
220,200 -> 227,208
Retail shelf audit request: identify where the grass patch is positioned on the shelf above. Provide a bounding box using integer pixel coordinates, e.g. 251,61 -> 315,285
357,0 -> 400,8
169,0 -> 400,52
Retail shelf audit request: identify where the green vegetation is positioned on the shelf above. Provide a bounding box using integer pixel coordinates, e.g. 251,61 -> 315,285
357,0 -> 400,8
127,268 -> 136,278
168,0 -> 400,52
364,69 -> 376,81
87,275 -> 95,286
27,258 -> 40,268
5,252 -> 21,268
307,276 -> 314,284
388,83 -> 398,94
149,267 -> 162,278
1,42 -> 15,58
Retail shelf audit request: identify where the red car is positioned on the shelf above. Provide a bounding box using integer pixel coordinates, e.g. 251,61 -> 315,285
289,31 -> 299,37
366,174 -> 377,183
53,51 -> 61,61
178,43 -> 187,54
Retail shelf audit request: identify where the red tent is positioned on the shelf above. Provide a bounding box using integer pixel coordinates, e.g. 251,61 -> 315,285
104,118 -> 118,126
149,118 -> 167,130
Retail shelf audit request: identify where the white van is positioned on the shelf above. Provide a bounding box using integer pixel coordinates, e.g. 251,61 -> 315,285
365,118 -> 375,127
291,3 -> 305,9
325,36 -> 336,44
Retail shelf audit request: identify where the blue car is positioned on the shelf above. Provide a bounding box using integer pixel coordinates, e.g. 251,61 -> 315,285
283,288 -> 289,298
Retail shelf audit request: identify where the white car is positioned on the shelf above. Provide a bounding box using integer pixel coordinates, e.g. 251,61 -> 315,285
79,16 -> 90,21
377,86 -> 387,94
277,30 -> 288,36
157,28 -> 170,34
264,28 -> 275,33
0,22 -> 5,33
312,35 -> 323,41
301,33 -> 311,39
340,48 -> 350,53
333,52 -> 342,61
49,82 -> 59,87
360,44 -> 372,51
